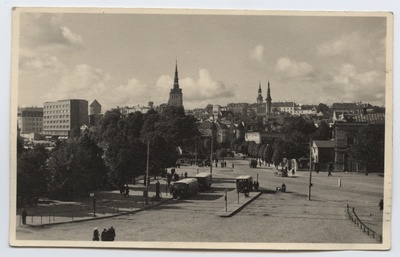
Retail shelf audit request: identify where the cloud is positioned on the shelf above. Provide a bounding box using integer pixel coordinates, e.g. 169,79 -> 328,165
19,51 -> 64,77
275,57 -> 314,79
61,27 -> 84,46
249,44 -> 265,63
20,13 -> 84,50
45,64 -> 110,103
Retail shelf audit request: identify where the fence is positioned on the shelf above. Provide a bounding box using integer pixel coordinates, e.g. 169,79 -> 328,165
19,204 -> 136,226
346,203 -> 382,243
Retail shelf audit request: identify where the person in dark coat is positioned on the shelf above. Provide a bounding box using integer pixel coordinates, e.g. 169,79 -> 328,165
379,199 -> 384,211
281,183 -> 286,192
125,185 -> 130,196
101,228 -> 107,241
93,228 -> 99,241
108,226 -> 116,241
21,209 -> 27,225
155,180 -> 160,197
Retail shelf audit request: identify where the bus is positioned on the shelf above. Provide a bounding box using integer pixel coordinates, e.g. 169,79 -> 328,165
171,178 -> 198,199
195,172 -> 212,191
236,175 -> 253,193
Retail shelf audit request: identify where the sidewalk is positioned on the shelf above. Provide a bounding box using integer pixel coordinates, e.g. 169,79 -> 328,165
18,176 -> 173,227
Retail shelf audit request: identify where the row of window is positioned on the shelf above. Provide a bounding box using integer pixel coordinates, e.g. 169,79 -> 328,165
44,120 -> 69,124
44,104 -> 69,109
44,115 -> 70,119
44,110 -> 70,114
44,125 -> 70,129
23,122 -> 42,126
21,117 -> 42,121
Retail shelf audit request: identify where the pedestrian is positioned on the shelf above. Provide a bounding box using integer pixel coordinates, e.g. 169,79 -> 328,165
292,168 -> 295,175
156,180 -> 160,197
281,183 -> 286,192
125,184 -> 130,196
232,163 -> 234,169
93,227 -> 99,241
108,226 -> 116,241
21,208 -> 27,225
184,172 -> 188,178
379,199 -> 384,211
215,162 -> 218,168
101,228 -> 107,241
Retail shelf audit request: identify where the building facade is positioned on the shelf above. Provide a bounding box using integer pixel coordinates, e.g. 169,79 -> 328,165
333,112 -> 385,172
168,62 -> 183,107
17,107 -> 43,134
43,99 -> 89,138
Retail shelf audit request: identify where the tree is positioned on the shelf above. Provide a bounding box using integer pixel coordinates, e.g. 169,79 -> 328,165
317,103 -> 330,114
263,144 -> 274,165
272,148 -> 283,168
17,145 -> 49,206
248,141 -> 256,157
205,104 -> 213,114
216,148 -> 228,161
350,125 -> 384,173
230,138 -> 239,151
253,143 -> 261,158
313,121 -> 331,140
47,135 -> 108,200
283,132 -> 308,160
258,144 -> 267,160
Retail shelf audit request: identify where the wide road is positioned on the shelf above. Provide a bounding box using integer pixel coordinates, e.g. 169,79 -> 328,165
16,157 -> 385,244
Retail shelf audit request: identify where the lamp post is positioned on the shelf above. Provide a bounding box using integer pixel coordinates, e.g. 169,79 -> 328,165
210,135 -> 213,174
145,140 -> 150,204
90,193 -> 96,217
308,139 -> 313,201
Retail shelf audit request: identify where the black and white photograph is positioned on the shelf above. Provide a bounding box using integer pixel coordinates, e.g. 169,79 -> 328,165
9,7 -> 392,250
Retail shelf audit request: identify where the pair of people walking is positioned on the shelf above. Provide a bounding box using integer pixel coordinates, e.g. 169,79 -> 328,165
93,226 -> 116,241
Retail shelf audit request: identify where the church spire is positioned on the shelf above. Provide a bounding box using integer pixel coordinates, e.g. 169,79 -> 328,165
174,60 -> 179,89
256,81 -> 263,103
266,79 -> 272,115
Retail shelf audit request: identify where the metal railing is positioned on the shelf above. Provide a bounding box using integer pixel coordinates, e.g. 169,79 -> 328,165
346,203 -> 382,243
19,205 -> 124,225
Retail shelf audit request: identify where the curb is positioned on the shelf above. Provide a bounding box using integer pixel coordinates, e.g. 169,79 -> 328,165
217,191 -> 263,217
24,197 -> 174,228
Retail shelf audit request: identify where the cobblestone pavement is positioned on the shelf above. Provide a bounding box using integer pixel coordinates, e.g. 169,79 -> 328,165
15,157 -> 385,244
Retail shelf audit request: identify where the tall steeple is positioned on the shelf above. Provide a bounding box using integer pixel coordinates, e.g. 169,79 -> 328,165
168,61 -> 183,108
173,60 -> 179,89
256,81 -> 264,103
266,80 -> 272,115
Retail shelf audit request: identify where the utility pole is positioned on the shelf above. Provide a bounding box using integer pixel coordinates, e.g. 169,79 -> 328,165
145,140 -> 150,204
308,139 -> 312,201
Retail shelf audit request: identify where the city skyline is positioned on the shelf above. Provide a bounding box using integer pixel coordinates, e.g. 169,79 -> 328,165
18,10 -> 387,112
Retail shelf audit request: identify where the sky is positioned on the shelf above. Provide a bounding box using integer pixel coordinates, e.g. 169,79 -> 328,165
16,10 -> 388,112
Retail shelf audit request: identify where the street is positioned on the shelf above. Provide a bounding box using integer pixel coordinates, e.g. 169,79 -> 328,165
16,157 -> 384,244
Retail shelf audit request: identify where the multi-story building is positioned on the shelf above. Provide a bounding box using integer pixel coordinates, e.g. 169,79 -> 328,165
17,107 -> 43,134
333,111 -> 385,172
43,99 -> 88,139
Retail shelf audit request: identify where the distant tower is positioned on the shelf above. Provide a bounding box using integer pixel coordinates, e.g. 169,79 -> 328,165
256,81 -> 263,103
168,61 -> 183,107
90,99 -> 101,115
266,80 -> 272,115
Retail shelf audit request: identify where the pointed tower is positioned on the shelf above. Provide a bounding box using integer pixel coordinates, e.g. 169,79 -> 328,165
256,81 -> 264,103
266,80 -> 272,115
168,61 -> 183,107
